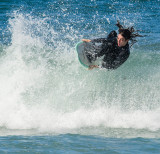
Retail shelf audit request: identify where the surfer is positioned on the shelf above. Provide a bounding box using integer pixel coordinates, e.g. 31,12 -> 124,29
82,21 -> 142,70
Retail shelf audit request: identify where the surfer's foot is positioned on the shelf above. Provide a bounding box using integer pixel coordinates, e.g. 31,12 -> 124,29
88,65 -> 99,70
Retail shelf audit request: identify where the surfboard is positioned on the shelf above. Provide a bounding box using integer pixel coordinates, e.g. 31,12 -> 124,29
75,41 -> 99,68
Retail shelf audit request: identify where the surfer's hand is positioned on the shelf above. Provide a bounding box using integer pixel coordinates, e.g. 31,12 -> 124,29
88,65 -> 99,70
82,39 -> 91,42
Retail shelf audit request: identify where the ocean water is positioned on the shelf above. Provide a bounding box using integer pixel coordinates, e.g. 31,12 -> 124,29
0,0 -> 160,153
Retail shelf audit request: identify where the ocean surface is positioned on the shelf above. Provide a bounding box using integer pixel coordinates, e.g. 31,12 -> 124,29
0,0 -> 160,153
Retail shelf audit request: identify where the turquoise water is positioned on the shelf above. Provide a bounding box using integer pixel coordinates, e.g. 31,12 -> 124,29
0,135 -> 160,153
0,0 -> 160,153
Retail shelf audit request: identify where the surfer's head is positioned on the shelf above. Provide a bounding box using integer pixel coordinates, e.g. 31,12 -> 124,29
117,32 -> 129,47
116,20 -> 143,47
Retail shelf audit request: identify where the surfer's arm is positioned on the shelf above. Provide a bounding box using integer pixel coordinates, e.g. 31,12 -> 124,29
91,38 -> 108,43
82,31 -> 117,43
82,38 -> 108,43
91,31 -> 117,43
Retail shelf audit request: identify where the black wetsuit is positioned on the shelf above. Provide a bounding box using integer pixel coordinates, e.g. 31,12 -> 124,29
90,31 -> 130,69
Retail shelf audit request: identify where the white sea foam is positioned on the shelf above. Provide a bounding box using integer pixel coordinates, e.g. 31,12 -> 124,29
0,12 -> 160,137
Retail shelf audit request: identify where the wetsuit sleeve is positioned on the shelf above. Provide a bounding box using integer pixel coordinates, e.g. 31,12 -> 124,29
91,38 -> 108,43
91,30 -> 117,43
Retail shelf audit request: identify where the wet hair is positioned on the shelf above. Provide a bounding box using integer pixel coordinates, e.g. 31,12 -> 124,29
116,20 -> 143,46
